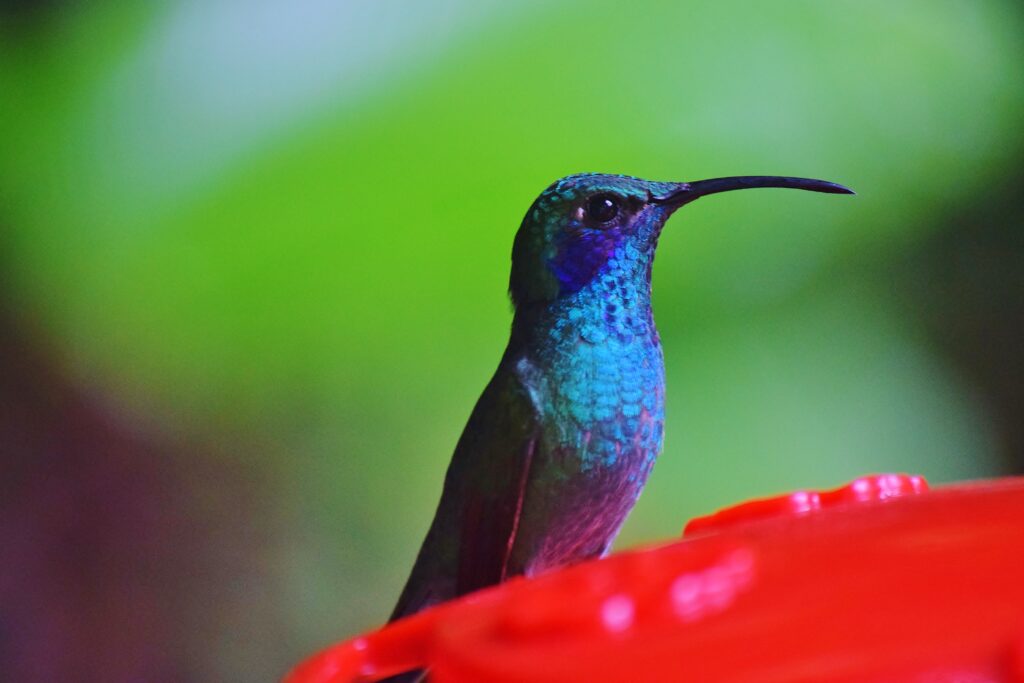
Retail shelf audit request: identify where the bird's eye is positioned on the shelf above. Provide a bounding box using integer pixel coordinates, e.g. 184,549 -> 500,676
584,193 -> 620,224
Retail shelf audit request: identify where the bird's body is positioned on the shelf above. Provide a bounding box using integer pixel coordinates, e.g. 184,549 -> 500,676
390,172 -> 851,625
392,273 -> 666,620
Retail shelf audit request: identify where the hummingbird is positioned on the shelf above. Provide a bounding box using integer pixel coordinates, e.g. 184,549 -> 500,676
390,173 -> 852,626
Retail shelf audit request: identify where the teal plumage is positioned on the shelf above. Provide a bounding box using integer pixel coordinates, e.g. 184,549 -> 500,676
390,172 -> 852,629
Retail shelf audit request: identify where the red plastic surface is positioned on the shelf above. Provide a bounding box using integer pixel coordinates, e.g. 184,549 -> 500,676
286,474 -> 1024,683
682,473 -> 929,536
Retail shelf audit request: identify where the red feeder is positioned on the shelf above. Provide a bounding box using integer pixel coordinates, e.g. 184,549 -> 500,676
285,474 -> 1024,682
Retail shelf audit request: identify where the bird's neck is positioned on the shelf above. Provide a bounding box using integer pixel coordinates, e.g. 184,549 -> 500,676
511,274 -> 657,353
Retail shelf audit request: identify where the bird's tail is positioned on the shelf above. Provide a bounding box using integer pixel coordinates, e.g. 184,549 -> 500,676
380,545 -> 450,682
380,671 -> 427,683
378,596 -> 431,683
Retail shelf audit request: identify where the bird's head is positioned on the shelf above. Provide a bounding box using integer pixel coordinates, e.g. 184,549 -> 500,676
509,172 -> 852,308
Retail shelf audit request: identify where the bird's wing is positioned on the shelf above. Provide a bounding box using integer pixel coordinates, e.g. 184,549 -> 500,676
389,356 -> 543,622
451,356 -> 543,595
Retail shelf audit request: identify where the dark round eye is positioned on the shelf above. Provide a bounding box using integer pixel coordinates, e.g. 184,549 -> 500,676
584,193 -> 620,224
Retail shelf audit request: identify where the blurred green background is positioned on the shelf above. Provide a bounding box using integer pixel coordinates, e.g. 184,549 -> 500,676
1,1 -> 1023,681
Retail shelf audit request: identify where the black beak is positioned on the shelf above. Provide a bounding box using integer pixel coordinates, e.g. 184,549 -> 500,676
652,176 -> 854,208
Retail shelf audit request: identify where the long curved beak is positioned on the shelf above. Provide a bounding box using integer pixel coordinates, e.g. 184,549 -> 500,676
652,176 -> 854,208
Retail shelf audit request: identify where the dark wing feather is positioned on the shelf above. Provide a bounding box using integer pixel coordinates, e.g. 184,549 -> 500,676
390,356 -> 542,621
449,356 -> 542,595
455,383 -> 538,593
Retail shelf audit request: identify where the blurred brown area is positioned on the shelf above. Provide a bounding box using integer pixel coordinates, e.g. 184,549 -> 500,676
898,173 -> 1024,473
0,297 -> 278,681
